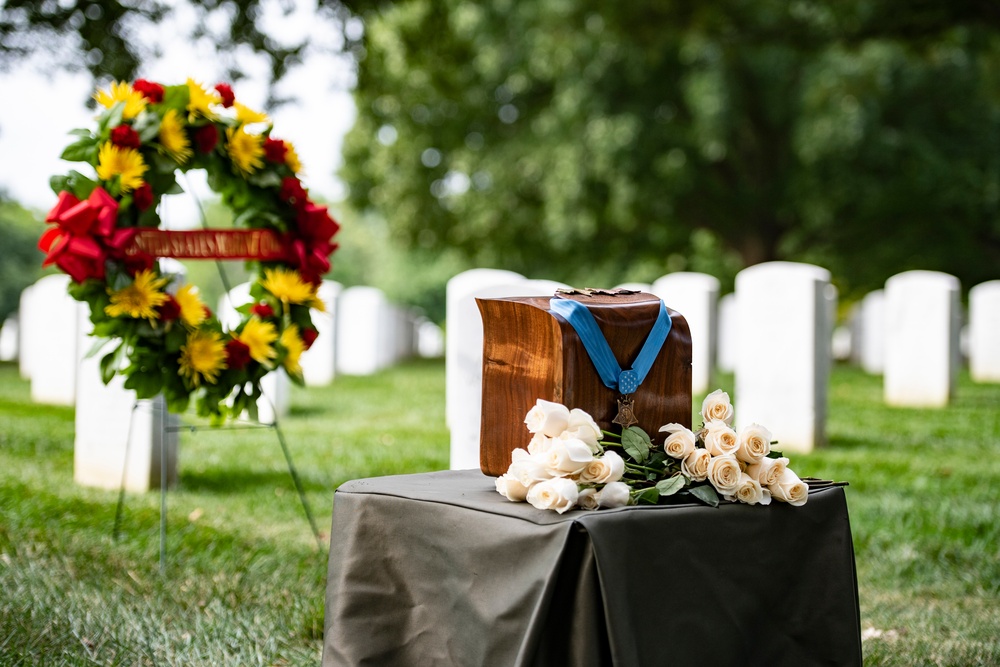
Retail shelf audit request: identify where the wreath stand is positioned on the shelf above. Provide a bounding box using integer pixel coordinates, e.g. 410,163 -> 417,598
110,191 -> 324,572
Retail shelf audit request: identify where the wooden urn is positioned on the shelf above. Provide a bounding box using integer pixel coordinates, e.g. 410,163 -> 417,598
477,290 -> 692,476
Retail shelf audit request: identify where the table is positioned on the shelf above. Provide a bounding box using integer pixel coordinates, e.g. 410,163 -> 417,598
323,470 -> 862,666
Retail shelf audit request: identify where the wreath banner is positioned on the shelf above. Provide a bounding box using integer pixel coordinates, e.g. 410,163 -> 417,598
39,78 -> 340,423
126,230 -> 287,260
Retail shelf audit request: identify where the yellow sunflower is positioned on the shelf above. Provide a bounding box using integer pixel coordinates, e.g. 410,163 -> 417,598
178,329 -> 226,387
260,267 -> 323,308
96,142 -> 148,192
234,101 -> 269,125
175,284 -> 207,327
280,324 -> 306,376
237,318 -> 279,365
226,126 -> 265,175
284,141 -> 303,174
105,270 -> 170,320
186,78 -> 220,121
158,109 -> 192,164
94,81 -> 147,120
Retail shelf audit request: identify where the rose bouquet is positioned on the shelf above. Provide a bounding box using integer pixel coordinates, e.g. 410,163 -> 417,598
495,390 -> 810,513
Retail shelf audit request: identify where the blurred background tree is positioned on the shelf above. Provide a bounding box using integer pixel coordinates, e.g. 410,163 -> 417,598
2,0 -> 999,323
342,0 -> 1000,300
0,195 -> 44,323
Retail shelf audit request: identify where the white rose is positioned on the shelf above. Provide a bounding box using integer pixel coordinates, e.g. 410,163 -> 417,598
577,487 -> 600,510
682,448 -> 711,482
745,456 -> 788,487
769,468 -> 809,507
563,408 -> 603,452
729,472 -> 771,505
701,389 -> 734,425
527,433 -> 557,455
597,481 -> 631,508
707,454 -> 742,495
542,438 -> 595,477
578,450 -> 625,485
526,477 -> 580,513
736,423 -> 772,464
703,419 -> 740,457
524,399 -> 572,437
659,423 -> 696,459
507,448 -> 551,487
495,473 -> 530,502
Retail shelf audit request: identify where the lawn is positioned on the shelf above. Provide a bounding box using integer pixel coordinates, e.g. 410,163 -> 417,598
1,359 -> 998,665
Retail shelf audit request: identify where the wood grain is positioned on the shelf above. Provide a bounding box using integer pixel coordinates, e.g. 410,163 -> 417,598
478,292 -> 693,476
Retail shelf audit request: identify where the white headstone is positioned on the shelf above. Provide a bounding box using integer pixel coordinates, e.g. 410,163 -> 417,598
651,272 -> 720,395
336,286 -> 393,376
28,274 -> 82,406
856,290 -> 886,374
74,305 -> 179,492
417,318 -> 444,358
218,282 -> 291,422
0,315 -> 18,362
300,280 -> 342,387
445,269 -> 524,429
448,276 -> 566,471
716,292 -> 737,374
735,262 -> 832,453
884,271 -> 961,407
17,284 -> 36,380
968,281 -> 1000,383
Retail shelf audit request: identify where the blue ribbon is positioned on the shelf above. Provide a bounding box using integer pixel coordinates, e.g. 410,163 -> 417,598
549,298 -> 672,394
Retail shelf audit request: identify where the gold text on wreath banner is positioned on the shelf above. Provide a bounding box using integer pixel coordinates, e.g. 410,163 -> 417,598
125,230 -> 287,260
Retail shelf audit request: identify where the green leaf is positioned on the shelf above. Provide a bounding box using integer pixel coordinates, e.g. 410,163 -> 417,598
621,426 -> 651,463
633,487 -> 660,505
60,137 -> 99,163
689,484 -> 720,508
655,475 -> 686,497
99,344 -> 124,384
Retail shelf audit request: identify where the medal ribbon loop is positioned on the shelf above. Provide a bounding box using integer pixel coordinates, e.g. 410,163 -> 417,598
548,298 -> 672,394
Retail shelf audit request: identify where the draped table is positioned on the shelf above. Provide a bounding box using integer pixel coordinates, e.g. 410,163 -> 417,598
322,469 -> 862,667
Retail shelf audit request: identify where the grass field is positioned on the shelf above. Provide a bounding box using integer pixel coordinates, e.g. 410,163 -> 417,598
1,359 -> 998,665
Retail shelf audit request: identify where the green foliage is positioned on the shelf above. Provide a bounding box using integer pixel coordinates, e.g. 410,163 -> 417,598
344,0 -> 1000,299
0,197 -> 43,323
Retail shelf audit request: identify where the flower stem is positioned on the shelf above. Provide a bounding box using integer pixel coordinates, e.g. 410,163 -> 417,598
625,462 -> 666,475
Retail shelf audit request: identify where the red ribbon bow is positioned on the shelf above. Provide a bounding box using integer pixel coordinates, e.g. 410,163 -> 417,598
39,188 -> 136,283
287,202 -> 340,284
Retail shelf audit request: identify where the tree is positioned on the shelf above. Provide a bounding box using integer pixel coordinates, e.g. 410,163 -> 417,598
342,0 -> 1000,297
0,196 -> 44,323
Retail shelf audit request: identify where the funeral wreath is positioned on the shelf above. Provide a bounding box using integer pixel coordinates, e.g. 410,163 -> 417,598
496,390 -> 810,512
39,78 -> 339,422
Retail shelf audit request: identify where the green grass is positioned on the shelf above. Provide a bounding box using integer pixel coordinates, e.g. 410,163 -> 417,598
1,360 -> 999,665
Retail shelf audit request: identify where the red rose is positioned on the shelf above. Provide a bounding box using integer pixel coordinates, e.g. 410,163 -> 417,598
158,295 -> 181,322
263,137 -> 287,164
215,83 -> 235,108
133,79 -> 164,103
250,303 -> 275,319
225,338 -> 251,370
192,124 -> 219,154
110,125 -> 141,149
203,305 -> 213,319
133,183 -> 154,211
279,177 -> 308,209
301,327 -> 319,349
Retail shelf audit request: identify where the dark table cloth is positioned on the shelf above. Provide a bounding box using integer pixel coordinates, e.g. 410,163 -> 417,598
323,469 -> 862,667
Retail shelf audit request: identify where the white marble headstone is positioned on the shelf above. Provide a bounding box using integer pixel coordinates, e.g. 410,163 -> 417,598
0,315 -> 18,362
651,272 -> 720,395
74,304 -> 179,492
417,318 -> 445,358
716,292 -> 737,374
968,280 -> 1000,383
300,280 -> 342,387
735,262 -> 832,452
27,274 -> 82,406
17,284 -> 36,380
336,286 -> 393,376
883,271 -> 961,407
447,274 -> 567,471
218,282 -> 290,422
857,290 -> 886,375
